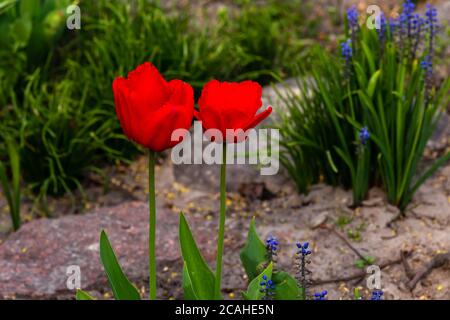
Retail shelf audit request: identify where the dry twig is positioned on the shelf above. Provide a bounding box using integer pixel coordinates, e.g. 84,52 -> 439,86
407,252 -> 450,290
319,224 -> 370,264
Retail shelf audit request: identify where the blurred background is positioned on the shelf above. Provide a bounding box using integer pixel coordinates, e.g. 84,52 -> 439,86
0,0 -> 447,221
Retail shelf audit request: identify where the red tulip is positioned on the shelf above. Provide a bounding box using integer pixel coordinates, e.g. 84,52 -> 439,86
112,62 -> 194,152
194,80 -> 272,142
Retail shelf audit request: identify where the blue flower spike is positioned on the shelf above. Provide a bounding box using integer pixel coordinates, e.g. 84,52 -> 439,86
297,242 -> 312,256
359,127 -> 370,145
266,235 -> 279,252
314,290 -> 328,300
371,290 -> 384,300
341,39 -> 352,60
347,5 -> 359,31
260,275 -> 276,300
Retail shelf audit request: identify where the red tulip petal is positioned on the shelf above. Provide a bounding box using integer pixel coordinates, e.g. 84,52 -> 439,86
112,65 -> 195,151
167,79 -> 194,108
140,80 -> 194,152
230,80 -> 263,117
126,62 -> 169,113
143,102 -> 193,152
197,79 -> 220,111
112,77 -> 126,126
113,77 -> 136,140
195,105 -> 226,136
198,80 -> 264,133
199,80 -> 262,118
243,106 -> 273,131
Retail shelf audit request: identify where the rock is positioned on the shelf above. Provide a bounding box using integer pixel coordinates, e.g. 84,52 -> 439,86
362,197 -> 384,207
428,113 -> 450,152
386,204 -> 400,214
173,158 -> 264,194
262,77 -> 304,125
284,194 -> 304,208
309,212 -> 329,229
0,202 -> 217,299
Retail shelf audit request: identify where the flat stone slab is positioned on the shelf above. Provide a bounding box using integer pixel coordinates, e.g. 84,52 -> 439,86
0,202 -> 218,299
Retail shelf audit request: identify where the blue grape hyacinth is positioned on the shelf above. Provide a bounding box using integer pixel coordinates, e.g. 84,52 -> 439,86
425,3 -> 438,34
347,5 -> 358,31
341,39 -> 352,60
425,3 -> 438,56
260,275 -> 276,300
297,241 -> 311,256
400,0 -> 415,36
377,13 -> 387,42
359,127 -> 370,145
341,39 -> 353,78
420,55 -> 433,74
295,242 -> 312,299
313,290 -> 328,300
421,55 -> 434,99
266,235 -> 278,252
266,235 -> 279,266
371,290 -> 384,300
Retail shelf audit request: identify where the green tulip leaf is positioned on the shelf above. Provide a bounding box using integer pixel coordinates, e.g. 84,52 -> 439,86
76,289 -> 95,300
272,271 -> 299,300
99,230 -> 141,300
182,262 -> 198,300
242,262 -> 273,300
179,213 -> 217,300
240,217 -> 268,281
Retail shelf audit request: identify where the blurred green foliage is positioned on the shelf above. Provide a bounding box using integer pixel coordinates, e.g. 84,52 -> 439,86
0,0 -> 69,104
0,0 -> 317,211
0,136 -> 21,230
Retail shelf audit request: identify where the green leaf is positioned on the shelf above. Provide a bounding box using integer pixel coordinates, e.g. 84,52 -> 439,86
361,41 -> 375,75
354,259 -> 366,269
353,288 -> 362,300
179,213 -> 217,300
365,255 -> 376,264
76,289 -> 95,300
20,0 -> 40,18
239,217 -> 268,281
242,262 -> 273,300
10,18 -> 32,48
272,271 -> 299,300
99,230 -> 141,300
182,262 -> 198,300
6,139 -> 20,212
367,69 -> 381,98
326,150 -> 338,173
0,0 -> 17,15
0,138 -> 21,231
354,255 -> 376,269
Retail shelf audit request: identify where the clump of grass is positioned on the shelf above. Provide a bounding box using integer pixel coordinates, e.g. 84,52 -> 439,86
8,70 -> 129,202
278,1 -> 450,210
0,136 -> 21,230
1,0 -> 319,209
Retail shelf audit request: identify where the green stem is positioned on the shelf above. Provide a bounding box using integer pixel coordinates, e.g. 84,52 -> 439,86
148,150 -> 157,300
214,143 -> 227,298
